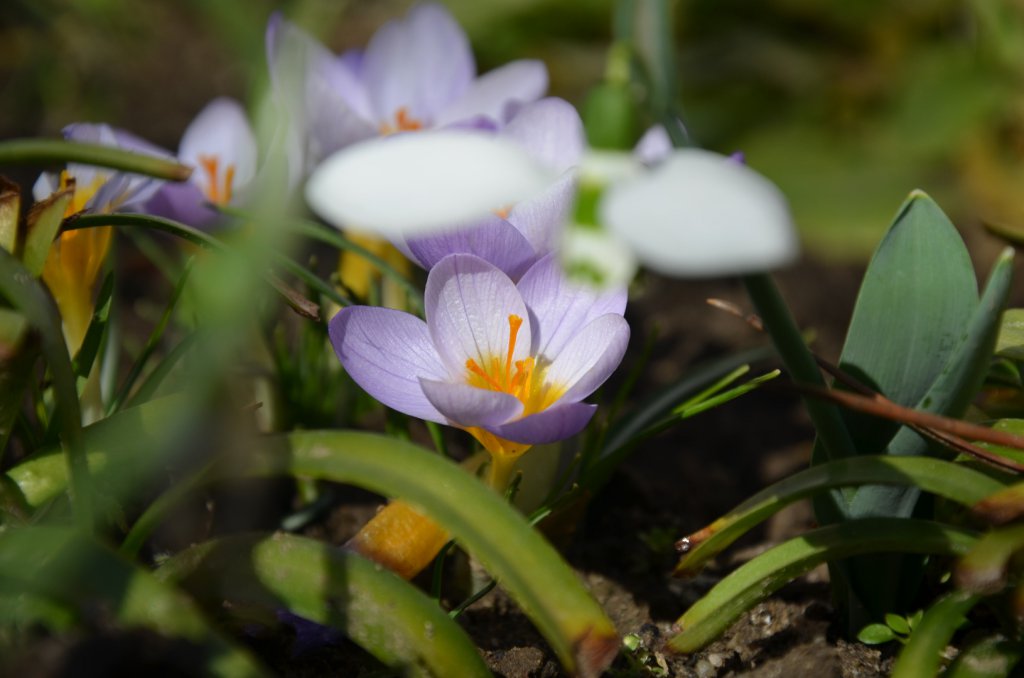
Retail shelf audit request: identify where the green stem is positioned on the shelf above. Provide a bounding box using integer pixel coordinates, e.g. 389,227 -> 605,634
743,272 -> 857,461
0,139 -> 192,181
488,454 -> 520,495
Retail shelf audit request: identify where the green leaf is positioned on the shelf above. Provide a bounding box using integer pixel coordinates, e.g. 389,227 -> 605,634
890,593 -> 980,678
0,248 -> 89,525
158,533 -> 490,678
885,613 -> 911,635
0,312 -> 37,453
0,526 -> 266,676
253,430 -> 619,677
21,189 -> 71,277
669,519 -> 977,654
836,191 -> 980,467
995,309 -> 1024,360
0,138 -> 192,181
71,271 -> 114,378
973,419 -> 1024,466
857,623 -> 897,645
674,455 -> 1002,577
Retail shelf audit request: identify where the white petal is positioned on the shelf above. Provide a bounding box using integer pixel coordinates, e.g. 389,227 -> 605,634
600,149 -> 799,277
305,130 -> 554,238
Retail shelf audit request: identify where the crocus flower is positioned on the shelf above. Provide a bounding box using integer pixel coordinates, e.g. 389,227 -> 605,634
599,147 -> 798,277
329,252 -> 628,488
144,97 -> 257,228
34,123 -> 169,354
266,2 -> 548,172
393,97 -> 585,280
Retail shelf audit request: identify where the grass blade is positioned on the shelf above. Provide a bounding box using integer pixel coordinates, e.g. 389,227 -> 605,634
675,455 -> 1004,577
0,138 -> 192,181
669,518 -> 977,653
158,533 -> 490,678
890,592 -> 980,678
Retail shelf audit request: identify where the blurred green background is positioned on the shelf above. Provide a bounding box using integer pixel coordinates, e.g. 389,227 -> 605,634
4,0 -> 1024,261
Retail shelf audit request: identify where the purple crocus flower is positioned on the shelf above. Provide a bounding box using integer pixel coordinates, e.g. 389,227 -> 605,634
329,253 -> 628,464
144,97 -> 258,227
266,2 -> 548,172
34,123 -> 170,212
394,97 -> 584,279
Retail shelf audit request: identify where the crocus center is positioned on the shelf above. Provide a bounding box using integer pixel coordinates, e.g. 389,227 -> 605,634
464,314 -> 564,416
379,107 -> 424,136
197,155 -> 236,205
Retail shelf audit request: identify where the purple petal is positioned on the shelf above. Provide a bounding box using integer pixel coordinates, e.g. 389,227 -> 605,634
179,97 -> 258,193
634,125 -> 672,165
62,123 -> 171,210
506,170 -> 576,255
362,3 -> 474,124
329,306 -> 449,423
501,98 -> 584,173
32,172 -> 59,202
143,181 -> 221,229
406,215 -> 538,279
545,314 -> 629,404
517,253 -> 626,358
486,402 -> 596,444
265,13 -> 375,166
424,254 -> 531,377
420,379 -> 523,427
435,60 -> 548,128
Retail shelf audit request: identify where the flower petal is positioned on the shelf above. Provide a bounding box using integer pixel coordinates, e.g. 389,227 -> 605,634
634,125 -> 672,165
545,314 -> 630,404
179,97 -> 258,190
501,97 -> 584,173
420,379 -> 523,427
506,169 -> 576,255
305,130 -> 554,238
406,215 -> 538,279
517,253 -> 626,358
600,148 -> 799,277
424,254 -> 530,378
485,402 -> 596,444
435,60 -> 548,128
265,13 -> 376,166
143,181 -> 219,229
329,306 -> 449,423
362,3 -> 474,123
62,123 -> 170,210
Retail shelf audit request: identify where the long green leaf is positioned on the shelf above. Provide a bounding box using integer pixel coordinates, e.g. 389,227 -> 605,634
890,592 -> 980,678
0,249 -> 90,526
158,533 -> 490,678
0,526 -> 265,676
253,430 -> 619,677
675,456 -> 1004,577
0,138 -> 192,181
669,518 -> 977,653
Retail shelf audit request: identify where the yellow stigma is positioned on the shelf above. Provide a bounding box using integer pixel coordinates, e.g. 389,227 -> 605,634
462,314 -> 566,461
378,106 -> 424,135
197,154 -> 236,205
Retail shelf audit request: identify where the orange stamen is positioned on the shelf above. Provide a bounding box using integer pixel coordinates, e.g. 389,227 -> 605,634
466,357 -> 503,391
378,106 -> 424,135
506,314 -> 523,385
197,154 -> 236,205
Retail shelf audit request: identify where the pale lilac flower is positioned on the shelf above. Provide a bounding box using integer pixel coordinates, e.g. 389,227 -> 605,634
33,123 -> 170,212
599,148 -> 798,277
329,253 -> 628,454
394,97 -> 585,279
145,97 -> 258,227
265,2 -> 548,172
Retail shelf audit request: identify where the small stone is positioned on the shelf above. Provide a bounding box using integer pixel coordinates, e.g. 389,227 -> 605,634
695,659 -> 715,678
708,653 -> 723,667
